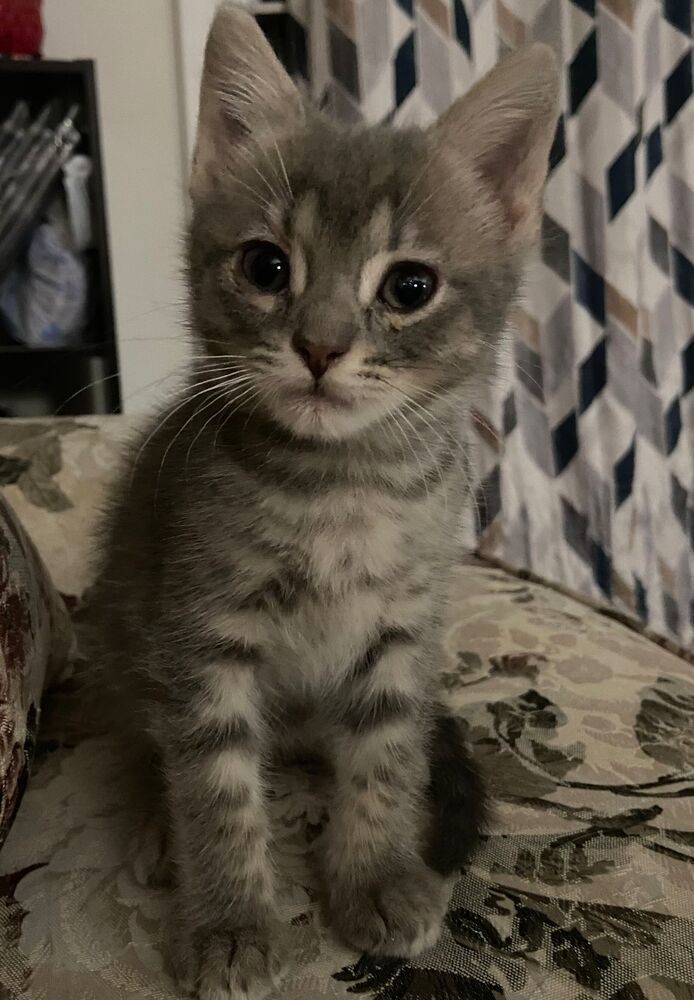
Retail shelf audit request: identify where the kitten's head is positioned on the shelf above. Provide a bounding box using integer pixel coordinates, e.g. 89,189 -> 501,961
187,3 -> 558,442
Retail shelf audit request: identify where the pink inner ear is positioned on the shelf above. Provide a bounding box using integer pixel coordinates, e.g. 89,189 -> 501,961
432,45 -> 559,251
477,126 -> 548,242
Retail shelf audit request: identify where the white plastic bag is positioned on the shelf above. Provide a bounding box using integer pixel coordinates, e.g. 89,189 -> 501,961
0,216 -> 88,347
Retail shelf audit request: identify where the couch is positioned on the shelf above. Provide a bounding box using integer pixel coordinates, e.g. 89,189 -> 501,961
1,416 -> 693,1000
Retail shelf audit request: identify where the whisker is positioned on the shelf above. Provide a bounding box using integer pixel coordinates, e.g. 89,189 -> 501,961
224,70 -> 292,205
56,359 -> 212,417
185,377 -> 258,466
190,354 -> 255,361
393,392 -> 450,450
372,374 -> 450,447
395,155 -> 434,225
384,409 -> 430,503
213,384 -> 262,445
232,111 -> 287,208
399,190 -> 437,227
395,155 -> 467,230
156,375 -> 256,500
56,371 -> 124,414
191,363 -> 253,377
377,408 -> 403,454
230,173 -> 276,216
183,388 -> 233,470
513,360 -> 545,397
184,382 -> 252,470
395,400 -> 449,509
377,374 -> 484,527
130,372 -> 250,482
270,135 -> 293,202
241,382 -> 268,431
235,144 -> 283,205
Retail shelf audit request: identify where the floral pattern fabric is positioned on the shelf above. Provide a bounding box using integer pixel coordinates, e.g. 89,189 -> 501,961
0,494 -> 72,849
1,417 -> 694,999
0,418 -> 133,600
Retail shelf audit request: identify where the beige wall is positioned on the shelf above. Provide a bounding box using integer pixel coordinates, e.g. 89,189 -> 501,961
43,0 -> 191,413
174,0 -> 219,165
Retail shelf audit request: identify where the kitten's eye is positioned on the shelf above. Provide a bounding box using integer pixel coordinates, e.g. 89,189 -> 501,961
379,262 -> 438,312
241,241 -> 290,293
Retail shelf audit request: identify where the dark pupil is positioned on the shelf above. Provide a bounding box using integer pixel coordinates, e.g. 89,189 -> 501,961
244,243 -> 288,291
393,271 -> 432,308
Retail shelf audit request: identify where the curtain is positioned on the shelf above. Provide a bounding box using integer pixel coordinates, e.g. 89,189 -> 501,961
278,0 -> 694,646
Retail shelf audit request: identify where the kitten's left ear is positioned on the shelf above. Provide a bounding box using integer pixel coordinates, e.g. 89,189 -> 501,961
191,2 -> 304,202
433,44 -> 560,251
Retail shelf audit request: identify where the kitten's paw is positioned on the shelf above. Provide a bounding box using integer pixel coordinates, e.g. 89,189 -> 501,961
331,862 -> 448,958
179,926 -> 287,1000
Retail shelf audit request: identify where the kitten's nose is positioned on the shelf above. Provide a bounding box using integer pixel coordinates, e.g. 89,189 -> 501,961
293,339 -> 346,381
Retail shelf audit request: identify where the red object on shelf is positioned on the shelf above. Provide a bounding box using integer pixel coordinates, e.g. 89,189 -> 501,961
0,0 -> 44,57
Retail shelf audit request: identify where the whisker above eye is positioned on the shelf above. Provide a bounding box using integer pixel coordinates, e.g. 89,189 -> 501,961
235,144 -> 283,206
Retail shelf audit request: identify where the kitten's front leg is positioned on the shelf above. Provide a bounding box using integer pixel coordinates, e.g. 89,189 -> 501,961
325,633 -> 449,958
162,655 -> 285,1000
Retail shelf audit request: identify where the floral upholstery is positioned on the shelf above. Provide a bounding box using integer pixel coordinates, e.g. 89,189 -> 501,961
0,418 -> 132,599
1,417 -> 694,1000
0,494 -> 72,849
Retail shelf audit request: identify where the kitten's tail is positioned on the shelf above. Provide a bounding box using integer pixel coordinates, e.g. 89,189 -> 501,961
425,712 -> 488,876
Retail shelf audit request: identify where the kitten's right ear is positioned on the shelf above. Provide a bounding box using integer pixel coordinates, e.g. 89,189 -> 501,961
190,2 -> 303,202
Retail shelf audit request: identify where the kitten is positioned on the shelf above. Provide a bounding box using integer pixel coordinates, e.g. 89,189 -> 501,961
89,6 -> 558,998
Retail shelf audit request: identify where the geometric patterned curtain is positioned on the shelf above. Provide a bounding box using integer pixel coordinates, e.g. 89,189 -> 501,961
279,0 -> 694,646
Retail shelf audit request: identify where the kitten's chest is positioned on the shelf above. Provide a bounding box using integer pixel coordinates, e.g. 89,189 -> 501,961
254,494 -> 438,689
260,486 -> 422,588
306,505 -> 405,588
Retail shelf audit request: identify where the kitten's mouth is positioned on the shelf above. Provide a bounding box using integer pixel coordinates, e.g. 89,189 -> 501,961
313,382 -> 347,403
270,375 -> 380,440
292,382 -> 351,411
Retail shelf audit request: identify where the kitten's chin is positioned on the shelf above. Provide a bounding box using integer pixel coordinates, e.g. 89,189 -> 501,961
266,386 -> 378,441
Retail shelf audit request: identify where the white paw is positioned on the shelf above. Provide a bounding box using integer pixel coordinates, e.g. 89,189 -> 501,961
180,926 -> 288,1000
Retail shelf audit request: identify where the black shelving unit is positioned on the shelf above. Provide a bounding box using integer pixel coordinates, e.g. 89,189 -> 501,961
256,9 -> 307,80
0,58 -> 120,416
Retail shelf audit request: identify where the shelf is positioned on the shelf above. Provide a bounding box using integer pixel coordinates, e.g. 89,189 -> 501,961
0,57 -> 94,75
0,340 -> 113,356
0,57 -> 121,413
0,319 -> 114,356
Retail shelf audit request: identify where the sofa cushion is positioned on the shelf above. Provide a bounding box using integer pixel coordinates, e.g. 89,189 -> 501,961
0,417 -> 132,599
1,558 -> 693,999
0,495 -> 72,850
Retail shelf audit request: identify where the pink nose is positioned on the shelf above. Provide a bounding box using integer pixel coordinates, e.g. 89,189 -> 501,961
294,342 -> 346,381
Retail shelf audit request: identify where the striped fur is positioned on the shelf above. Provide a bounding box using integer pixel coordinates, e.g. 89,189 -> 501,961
89,7 -> 559,998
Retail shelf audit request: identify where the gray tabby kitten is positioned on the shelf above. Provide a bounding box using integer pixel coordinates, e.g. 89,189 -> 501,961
90,6 -> 558,998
